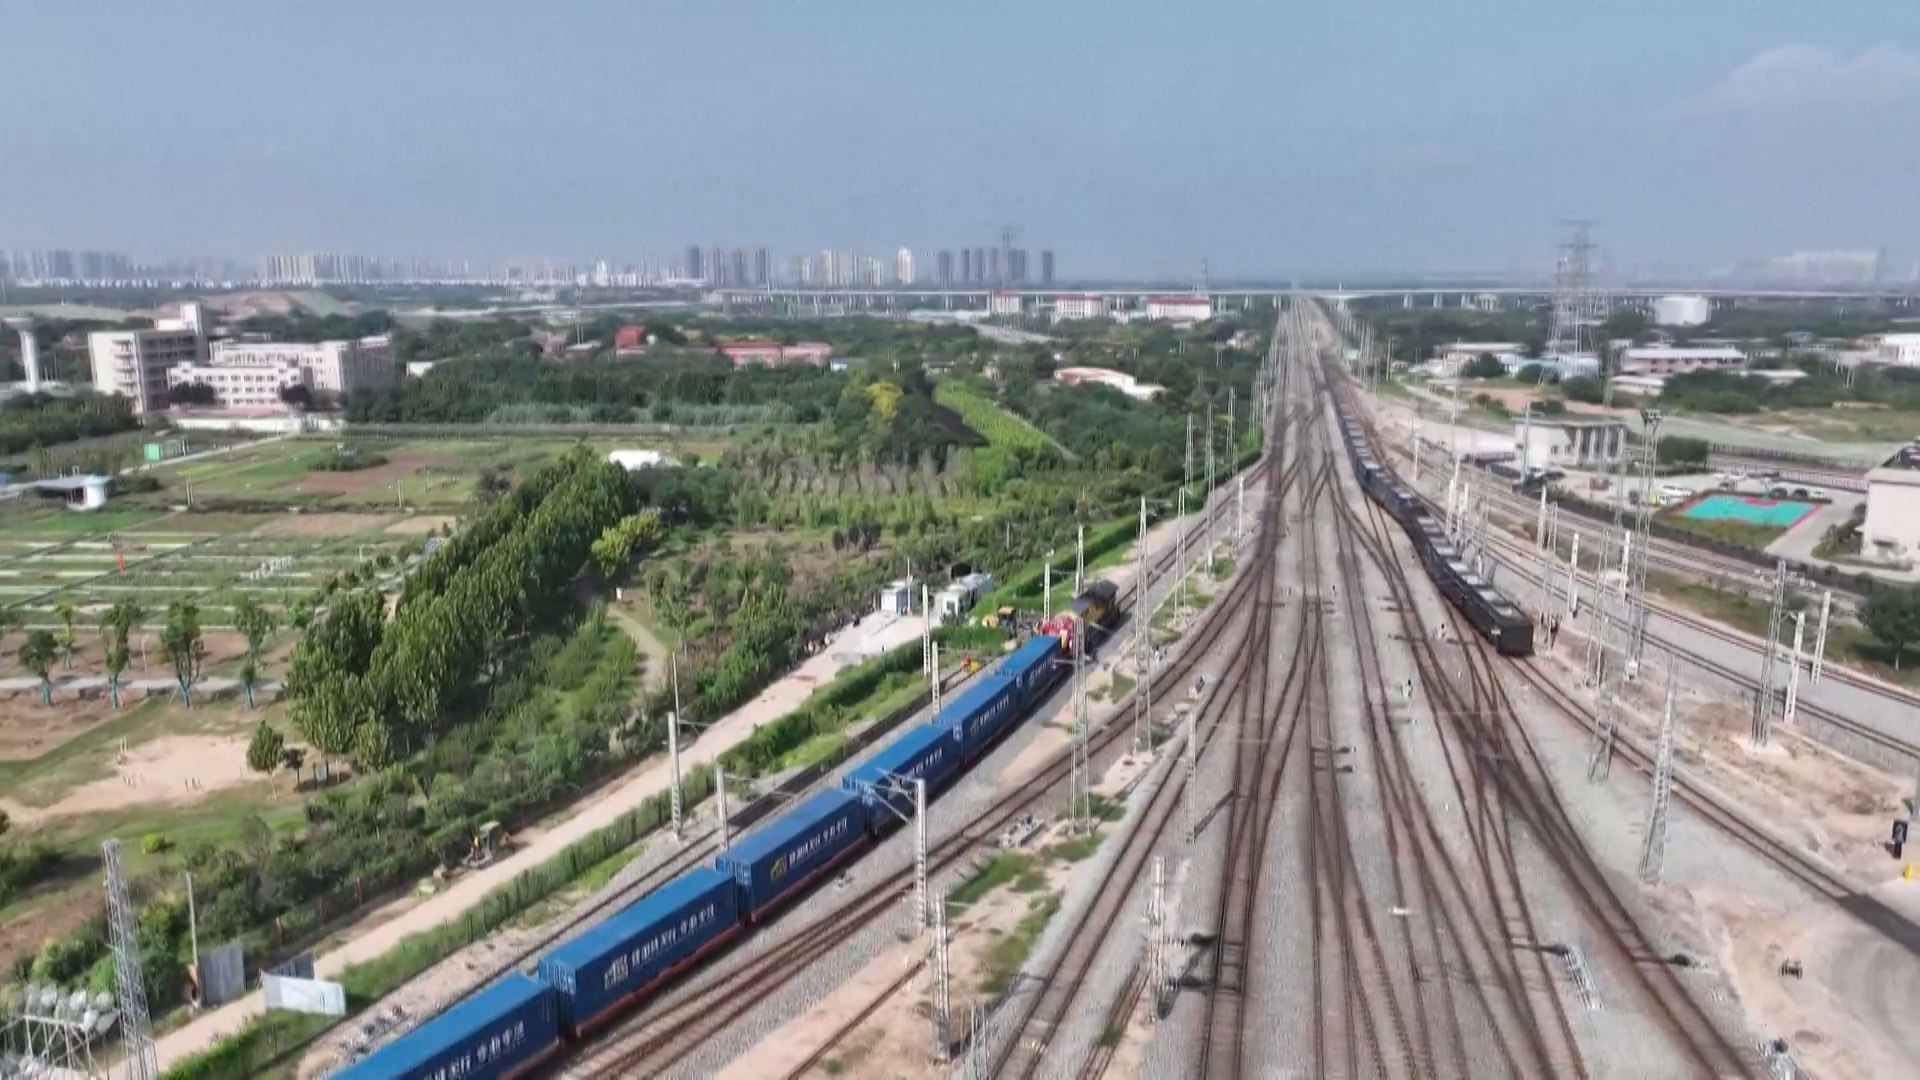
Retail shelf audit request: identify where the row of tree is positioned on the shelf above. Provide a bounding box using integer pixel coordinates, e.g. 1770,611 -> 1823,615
287,449 -> 638,768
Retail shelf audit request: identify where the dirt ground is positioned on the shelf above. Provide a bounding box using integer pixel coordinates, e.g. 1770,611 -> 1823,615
384,514 -> 454,535
255,511 -> 401,538
0,733 -> 259,826
0,693 -> 120,762
292,453 -> 431,497
725,830 -> 1081,1080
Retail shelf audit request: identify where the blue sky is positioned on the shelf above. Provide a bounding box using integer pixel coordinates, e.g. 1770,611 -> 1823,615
1,0 -> 1916,278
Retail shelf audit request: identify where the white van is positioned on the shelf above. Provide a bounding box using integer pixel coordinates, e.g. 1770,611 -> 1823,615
1658,484 -> 1692,505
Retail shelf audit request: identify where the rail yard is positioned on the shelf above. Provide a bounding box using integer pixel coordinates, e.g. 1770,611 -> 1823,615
303,301 -> 1920,1080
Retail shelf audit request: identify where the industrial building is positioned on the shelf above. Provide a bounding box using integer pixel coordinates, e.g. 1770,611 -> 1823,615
1052,294 -> 1105,321
1054,366 -> 1166,401
1513,417 -> 1627,470
88,325 -> 206,413
1653,295 -> 1712,327
1873,334 -> 1920,367
1864,443 -> 1920,562
1144,295 -> 1213,323
1617,345 -> 1747,375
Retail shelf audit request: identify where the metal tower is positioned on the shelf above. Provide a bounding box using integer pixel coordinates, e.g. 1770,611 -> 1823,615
103,839 -> 157,1080
1547,220 -> 1608,359
1639,656 -> 1681,884
1624,411 -> 1664,668
929,897 -> 952,1062
1752,561 -> 1788,747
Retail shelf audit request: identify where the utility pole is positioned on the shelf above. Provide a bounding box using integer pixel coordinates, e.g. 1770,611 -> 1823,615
1175,489 -> 1187,624
931,642 -> 942,713
922,584 -> 932,673
716,764 -> 731,851
668,657 -> 684,838
1135,497 -> 1153,755
1205,399 -> 1217,574
1071,638 -> 1090,833
1784,611 -> 1807,728
1566,530 -> 1581,621
1044,560 -> 1053,618
1183,695 -> 1198,844
1236,473 -> 1246,546
1812,590 -> 1833,685
1147,855 -> 1166,1024
1753,560 -> 1787,748
1075,524 -> 1085,597
914,777 -> 929,929
930,896 -> 952,1062
1639,655 -> 1680,884
105,839 -> 158,1080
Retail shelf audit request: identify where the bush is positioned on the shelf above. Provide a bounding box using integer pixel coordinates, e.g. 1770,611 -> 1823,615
141,833 -> 173,855
1562,376 -> 1606,404
1656,435 -> 1711,467
309,447 -> 389,473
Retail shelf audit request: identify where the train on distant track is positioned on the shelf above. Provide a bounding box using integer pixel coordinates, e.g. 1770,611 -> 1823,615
334,584 -> 1123,1080
1328,379 -> 1534,658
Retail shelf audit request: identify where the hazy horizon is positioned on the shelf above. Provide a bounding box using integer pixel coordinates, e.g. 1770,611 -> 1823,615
3,1 -> 1917,279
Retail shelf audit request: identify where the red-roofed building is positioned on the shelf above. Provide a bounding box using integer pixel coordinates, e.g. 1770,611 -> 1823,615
615,325 -> 647,352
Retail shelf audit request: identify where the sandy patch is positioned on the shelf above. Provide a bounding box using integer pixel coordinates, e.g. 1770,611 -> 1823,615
0,733 -> 260,826
384,515 -> 455,536
255,512 -> 400,538
1698,884 -> 1920,1080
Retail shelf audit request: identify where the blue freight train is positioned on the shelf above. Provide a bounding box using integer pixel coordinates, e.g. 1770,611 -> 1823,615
330,627 -> 1076,1079
1331,384 -> 1534,657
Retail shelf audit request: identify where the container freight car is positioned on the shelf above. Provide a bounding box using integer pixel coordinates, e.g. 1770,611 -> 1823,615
340,622 -> 1082,1079
996,633 -> 1064,698
842,723 -> 964,821
537,866 -> 740,1036
932,675 -> 1022,758
332,972 -> 559,1080
717,789 -> 869,919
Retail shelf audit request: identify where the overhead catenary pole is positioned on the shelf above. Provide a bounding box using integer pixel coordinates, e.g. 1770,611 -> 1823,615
1752,560 -> 1788,747
1044,560 -> 1053,619
668,655 -> 684,838
1812,590 -> 1833,685
716,764 -> 731,851
915,777 -> 929,929
931,642 -> 942,713
922,584 -> 932,673
1075,524 -> 1085,597
1784,611 -> 1807,728
1638,654 -> 1681,884
930,894 -> 951,1061
1135,497 -> 1153,755
1071,636 -> 1090,833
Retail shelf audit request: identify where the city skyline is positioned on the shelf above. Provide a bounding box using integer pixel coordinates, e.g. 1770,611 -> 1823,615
1,3 -> 1916,278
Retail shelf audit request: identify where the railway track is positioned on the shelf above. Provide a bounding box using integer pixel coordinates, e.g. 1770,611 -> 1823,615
555,456 -> 1289,1076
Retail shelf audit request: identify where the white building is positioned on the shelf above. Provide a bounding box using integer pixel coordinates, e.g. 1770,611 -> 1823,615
1873,334 -> 1920,367
1652,295 -> 1712,327
1617,345 -> 1746,375
1864,443 -> 1920,562
1054,366 -> 1166,401
935,572 -> 995,620
606,449 -> 667,471
1144,295 -> 1212,323
894,248 -> 915,286
89,326 -> 206,413
988,291 -> 1023,317
1513,417 -> 1626,470
1052,294 -> 1104,321
166,359 -> 308,408
203,336 -> 396,396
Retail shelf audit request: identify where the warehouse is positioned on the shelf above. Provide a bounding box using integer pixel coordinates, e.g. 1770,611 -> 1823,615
1863,442 -> 1920,562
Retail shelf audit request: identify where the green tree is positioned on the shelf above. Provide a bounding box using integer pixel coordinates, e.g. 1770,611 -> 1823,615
1562,376 -> 1607,405
231,596 -> 278,709
1513,363 -> 1545,385
1655,436 -> 1712,468
51,599 -> 77,670
19,630 -> 57,706
1864,588 -> 1920,670
245,721 -> 286,790
0,605 -> 18,675
160,601 -> 204,706
97,600 -> 145,709
1462,354 -> 1507,379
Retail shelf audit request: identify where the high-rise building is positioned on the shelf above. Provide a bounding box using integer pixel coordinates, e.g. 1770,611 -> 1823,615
752,247 -> 771,287
974,247 -> 991,284
707,246 -> 726,285
686,245 -> 704,280
936,250 -> 954,287
988,248 -> 1003,286
894,248 -> 915,286
1041,250 -> 1055,286
1010,249 -> 1029,284
730,249 -> 748,288
960,249 -> 973,284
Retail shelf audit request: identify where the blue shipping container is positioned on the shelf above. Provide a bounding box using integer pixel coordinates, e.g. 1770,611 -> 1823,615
995,634 -> 1062,699
842,724 -> 963,820
932,676 -> 1020,756
331,972 -> 558,1080
718,789 -> 868,917
535,866 -> 739,1035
